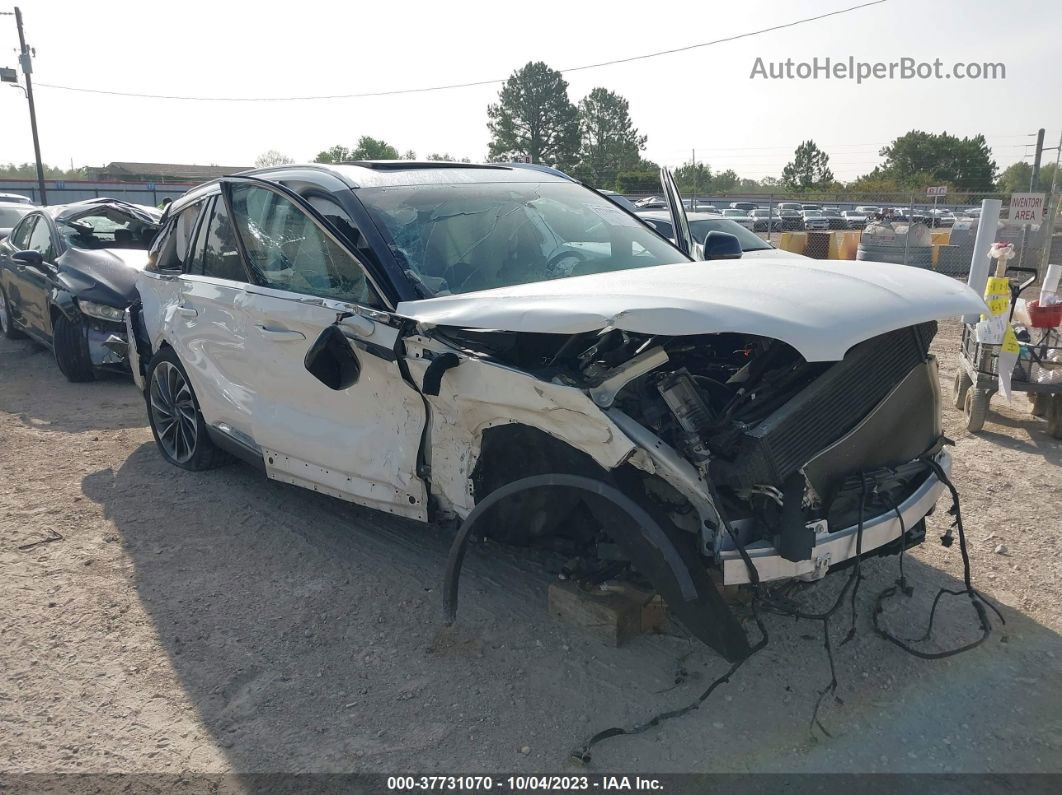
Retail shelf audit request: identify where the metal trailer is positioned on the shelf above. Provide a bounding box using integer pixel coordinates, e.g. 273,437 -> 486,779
952,267 -> 1062,438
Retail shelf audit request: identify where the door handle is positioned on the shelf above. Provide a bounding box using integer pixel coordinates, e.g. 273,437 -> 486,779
257,326 -> 305,342
177,306 -> 198,319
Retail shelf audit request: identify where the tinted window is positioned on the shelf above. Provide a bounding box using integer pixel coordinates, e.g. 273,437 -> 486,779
688,219 -> 771,251
188,197 -> 245,281
229,185 -> 381,307
152,200 -> 208,272
643,218 -> 674,238
9,215 -> 36,250
27,217 -> 55,259
357,181 -> 685,296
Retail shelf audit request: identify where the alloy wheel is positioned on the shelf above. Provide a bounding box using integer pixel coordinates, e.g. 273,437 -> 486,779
149,361 -> 198,464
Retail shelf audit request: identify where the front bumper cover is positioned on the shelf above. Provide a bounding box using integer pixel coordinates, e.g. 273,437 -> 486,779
720,449 -> 950,585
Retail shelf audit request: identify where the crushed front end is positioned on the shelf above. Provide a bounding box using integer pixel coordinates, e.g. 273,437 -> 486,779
592,321 -> 948,586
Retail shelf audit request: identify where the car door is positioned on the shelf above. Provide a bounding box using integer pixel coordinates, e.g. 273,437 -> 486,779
659,168 -> 695,258
9,213 -> 59,340
165,193 -> 261,446
1,214 -> 38,330
223,178 -> 428,520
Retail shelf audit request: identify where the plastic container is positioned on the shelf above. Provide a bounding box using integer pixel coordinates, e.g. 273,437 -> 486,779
1027,299 -> 1062,329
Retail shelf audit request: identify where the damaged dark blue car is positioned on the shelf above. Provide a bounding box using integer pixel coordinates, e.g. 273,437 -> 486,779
0,198 -> 160,381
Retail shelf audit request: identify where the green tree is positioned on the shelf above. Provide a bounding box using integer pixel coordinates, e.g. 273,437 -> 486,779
487,61 -> 580,169
254,150 -> 294,168
573,88 -> 646,189
998,160 -> 1057,193
781,140 -> 834,192
713,169 -> 740,192
313,137 -> 400,164
673,161 -> 712,194
352,136 -> 400,160
0,162 -> 86,179
876,130 -> 996,192
314,145 -> 353,164
402,149 -> 417,160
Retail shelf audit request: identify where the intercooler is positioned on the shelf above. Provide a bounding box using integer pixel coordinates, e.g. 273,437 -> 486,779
709,322 -> 938,496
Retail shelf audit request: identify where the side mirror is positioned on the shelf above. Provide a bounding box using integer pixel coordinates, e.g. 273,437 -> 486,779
702,231 -> 743,261
13,250 -> 44,267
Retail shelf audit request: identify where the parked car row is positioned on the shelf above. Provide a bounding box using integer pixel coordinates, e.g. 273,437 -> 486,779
634,197 -> 877,231
1,163 -> 984,661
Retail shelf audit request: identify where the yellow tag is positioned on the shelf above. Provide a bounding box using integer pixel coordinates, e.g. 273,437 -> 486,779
1001,325 -> 1020,354
986,297 -> 1009,316
984,277 -> 1009,299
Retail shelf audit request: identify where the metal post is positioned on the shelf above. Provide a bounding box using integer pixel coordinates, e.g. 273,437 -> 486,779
966,198 -> 1003,320
903,192 -> 913,265
1030,128 -> 1045,192
13,7 -> 47,205
1039,129 -> 1062,272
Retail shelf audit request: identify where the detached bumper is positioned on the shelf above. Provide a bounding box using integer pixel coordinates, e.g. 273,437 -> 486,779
720,450 -> 950,585
86,322 -> 130,370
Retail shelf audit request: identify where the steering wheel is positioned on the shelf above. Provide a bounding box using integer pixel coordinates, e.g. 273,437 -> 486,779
547,249 -> 586,276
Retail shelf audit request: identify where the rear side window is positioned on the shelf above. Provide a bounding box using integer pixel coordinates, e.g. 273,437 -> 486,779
228,184 -> 382,307
187,197 -> 245,282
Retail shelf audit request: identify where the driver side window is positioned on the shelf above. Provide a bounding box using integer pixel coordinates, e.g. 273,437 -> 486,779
27,217 -> 56,260
228,185 -> 382,308
9,216 -> 36,250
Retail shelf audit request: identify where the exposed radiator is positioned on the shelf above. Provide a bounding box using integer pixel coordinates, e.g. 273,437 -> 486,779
710,322 -> 936,491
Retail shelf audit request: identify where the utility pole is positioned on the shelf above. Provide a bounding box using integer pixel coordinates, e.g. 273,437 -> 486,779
12,7 -> 47,205
1039,129 -> 1062,272
1030,128 -> 1045,192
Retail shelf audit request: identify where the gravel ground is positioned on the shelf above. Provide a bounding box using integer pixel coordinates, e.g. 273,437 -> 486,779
1,318 -> 1060,775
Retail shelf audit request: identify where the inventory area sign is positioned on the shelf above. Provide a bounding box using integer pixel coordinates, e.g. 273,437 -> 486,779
1008,192 -> 1046,224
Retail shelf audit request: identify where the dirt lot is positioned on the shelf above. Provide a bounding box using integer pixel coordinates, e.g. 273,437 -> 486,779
1,318 -> 1060,775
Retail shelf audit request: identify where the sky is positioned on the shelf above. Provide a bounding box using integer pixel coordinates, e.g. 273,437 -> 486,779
1,0 -> 1060,183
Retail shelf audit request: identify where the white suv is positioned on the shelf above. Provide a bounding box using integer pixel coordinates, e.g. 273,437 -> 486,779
128,163 -> 983,660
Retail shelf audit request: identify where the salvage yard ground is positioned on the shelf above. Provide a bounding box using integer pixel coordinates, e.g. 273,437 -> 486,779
1,318 -> 1060,774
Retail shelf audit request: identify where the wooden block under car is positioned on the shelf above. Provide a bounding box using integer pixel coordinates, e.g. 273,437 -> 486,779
548,580 -> 665,646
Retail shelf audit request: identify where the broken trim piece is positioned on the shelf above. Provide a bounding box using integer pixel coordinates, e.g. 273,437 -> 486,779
442,473 -> 751,662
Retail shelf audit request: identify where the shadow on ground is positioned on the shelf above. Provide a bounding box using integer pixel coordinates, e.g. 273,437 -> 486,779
0,337 -> 144,433
81,445 -> 1062,774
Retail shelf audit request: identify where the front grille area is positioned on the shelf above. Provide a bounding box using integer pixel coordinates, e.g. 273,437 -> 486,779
710,322 -> 936,491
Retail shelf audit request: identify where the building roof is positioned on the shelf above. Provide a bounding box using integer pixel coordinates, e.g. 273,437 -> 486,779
86,162 -> 252,182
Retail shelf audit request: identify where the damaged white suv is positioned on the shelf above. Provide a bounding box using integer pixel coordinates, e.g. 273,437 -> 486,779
128,162 -> 985,660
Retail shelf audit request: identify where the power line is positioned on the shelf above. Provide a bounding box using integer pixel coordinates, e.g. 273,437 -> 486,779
34,1 -> 887,102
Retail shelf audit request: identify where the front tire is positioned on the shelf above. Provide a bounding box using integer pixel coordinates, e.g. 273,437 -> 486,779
0,286 -> 24,340
963,388 -> 990,433
145,347 -> 231,470
952,368 -> 972,410
53,311 -> 96,382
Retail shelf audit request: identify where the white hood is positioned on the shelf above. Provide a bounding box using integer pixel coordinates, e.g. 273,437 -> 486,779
397,258 -> 986,362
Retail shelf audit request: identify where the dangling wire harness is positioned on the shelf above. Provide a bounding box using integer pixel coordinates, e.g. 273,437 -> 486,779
570,451 -> 1002,763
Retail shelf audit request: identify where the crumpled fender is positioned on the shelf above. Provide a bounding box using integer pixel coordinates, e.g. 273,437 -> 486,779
50,287 -> 79,322
443,473 -> 752,662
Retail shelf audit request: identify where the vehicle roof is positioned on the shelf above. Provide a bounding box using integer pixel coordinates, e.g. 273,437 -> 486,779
164,161 -> 578,215
36,198 -> 162,224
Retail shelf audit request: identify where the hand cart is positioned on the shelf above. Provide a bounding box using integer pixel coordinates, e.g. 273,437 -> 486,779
952,266 -> 1062,438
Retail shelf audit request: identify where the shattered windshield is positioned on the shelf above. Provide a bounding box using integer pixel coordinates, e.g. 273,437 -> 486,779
59,207 -> 158,250
356,182 -> 686,296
